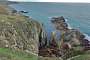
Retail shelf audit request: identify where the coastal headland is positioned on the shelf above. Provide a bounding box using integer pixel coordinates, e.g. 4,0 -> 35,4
0,2 -> 90,60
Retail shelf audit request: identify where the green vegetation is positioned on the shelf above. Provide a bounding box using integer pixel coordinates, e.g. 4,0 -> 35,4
71,54 -> 90,60
69,50 -> 90,60
0,48 -> 37,60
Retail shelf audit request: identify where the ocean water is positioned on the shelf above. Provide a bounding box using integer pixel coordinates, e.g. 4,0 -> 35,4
10,2 -> 90,39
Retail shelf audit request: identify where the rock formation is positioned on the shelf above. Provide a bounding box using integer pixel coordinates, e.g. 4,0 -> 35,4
51,16 -> 90,59
0,5 -> 44,55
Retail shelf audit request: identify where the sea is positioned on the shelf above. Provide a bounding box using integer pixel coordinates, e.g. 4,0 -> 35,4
9,2 -> 90,40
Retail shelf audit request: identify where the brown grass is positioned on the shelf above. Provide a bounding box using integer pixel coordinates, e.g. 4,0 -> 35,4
0,5 -> 9,14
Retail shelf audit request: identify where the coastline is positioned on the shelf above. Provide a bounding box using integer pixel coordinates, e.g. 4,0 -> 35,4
9,1 -> 90,52
9,2 -> 90,37
0,2 -> 90,60
65,18 -> 90,41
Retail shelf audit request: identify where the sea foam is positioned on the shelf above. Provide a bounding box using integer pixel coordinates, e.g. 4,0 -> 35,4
83,34 -> 90,41
65,19 -> 72,29
65,18 -> 90,41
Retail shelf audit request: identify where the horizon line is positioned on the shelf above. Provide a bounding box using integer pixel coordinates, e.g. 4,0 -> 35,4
7,0 -> 90,3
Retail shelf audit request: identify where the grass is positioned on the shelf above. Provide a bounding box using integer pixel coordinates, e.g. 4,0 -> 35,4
71,54 -> 90,60
0,48 -> 38,60
71,53 -> 90,60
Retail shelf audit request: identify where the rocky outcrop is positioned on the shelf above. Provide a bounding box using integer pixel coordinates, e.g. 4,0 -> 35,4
51,16 -> 90,59
51,16 -> 68,32
51,16 -> 87,48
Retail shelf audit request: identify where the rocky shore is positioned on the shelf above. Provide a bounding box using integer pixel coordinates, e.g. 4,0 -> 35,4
39,16 -> 90,60
51,16 -> 90,50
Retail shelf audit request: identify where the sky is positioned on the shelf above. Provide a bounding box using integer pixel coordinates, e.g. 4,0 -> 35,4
8,0 -> 90,3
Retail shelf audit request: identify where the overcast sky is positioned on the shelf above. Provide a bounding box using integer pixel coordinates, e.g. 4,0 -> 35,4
7,0 -> 90,2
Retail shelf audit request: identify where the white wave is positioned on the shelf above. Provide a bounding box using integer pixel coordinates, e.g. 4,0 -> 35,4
65,19 -> 72,29
49,17 -> 90,41
48,17 -> 52,19
67,23 -> 72,29
65,18 -> 68,22
65,19 -> 90,41
83,34 -> 90,41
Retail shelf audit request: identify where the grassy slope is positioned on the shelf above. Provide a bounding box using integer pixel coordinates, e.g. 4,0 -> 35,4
0,48 -> 37,60
71,51 -> 90,60
71,54 -> 90,60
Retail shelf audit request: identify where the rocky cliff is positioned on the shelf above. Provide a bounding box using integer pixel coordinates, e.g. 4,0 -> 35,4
0,5 -> 43,54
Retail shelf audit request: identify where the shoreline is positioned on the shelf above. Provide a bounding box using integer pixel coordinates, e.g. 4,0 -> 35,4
9,3 -> 90,40
66,18 -> 90,41
0,2 -> 90,60
8,2 -> 90,46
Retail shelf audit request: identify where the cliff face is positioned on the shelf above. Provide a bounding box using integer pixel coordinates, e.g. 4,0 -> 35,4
0,5 -> 43,54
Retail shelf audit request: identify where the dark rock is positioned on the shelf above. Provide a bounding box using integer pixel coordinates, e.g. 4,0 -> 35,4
20,11 -> 28,13
82,39 -> 90,46
62,43 -> 70,50
79,34 -> 85,40
51,16 -> 68,31
51,16 -> 65,23
12,10 -> 17,13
